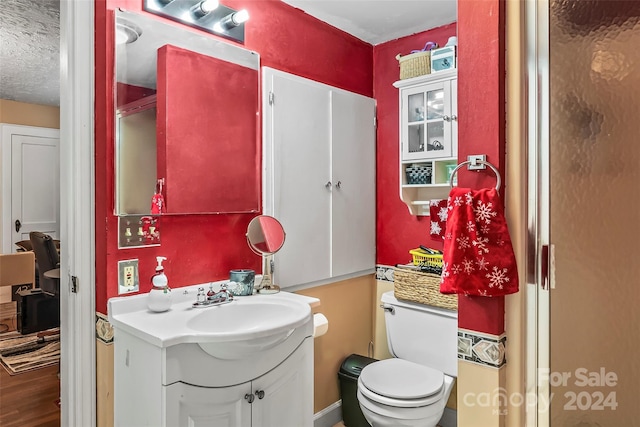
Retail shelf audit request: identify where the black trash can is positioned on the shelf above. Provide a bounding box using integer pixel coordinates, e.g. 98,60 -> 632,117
338,354 -> 378,427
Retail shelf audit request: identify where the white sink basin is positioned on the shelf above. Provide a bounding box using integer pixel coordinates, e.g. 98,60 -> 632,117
187,297 -> 311,359
187,298 -> 308,336
108,290 -> 316,359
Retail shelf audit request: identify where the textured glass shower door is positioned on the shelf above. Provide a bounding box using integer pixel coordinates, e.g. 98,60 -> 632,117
547,0 -> 640,424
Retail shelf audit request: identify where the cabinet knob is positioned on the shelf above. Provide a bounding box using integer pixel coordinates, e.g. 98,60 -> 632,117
245,393 -> 255,403
255,390 -> 265,399
325,181 -> 332,189
443,115 -> 451,122
335,181 -> 342,189
451,114 -> 458,121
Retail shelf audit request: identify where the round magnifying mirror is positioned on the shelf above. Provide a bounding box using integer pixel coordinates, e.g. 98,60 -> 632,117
246,215 -> 286,293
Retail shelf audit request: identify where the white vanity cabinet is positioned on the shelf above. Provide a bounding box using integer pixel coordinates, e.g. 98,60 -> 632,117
109,290 -> 318,427
165,338 -> 313,427
114,329 -> 313,427
262,67 -> 376,288
394,70 -> 458,215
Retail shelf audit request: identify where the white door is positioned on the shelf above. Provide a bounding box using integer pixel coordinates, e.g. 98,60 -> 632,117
1,124 -> 60,253
263,68 -> 332,288
330,90 -> 376,277
252,339 -> 313,427
165,381 -> 252,427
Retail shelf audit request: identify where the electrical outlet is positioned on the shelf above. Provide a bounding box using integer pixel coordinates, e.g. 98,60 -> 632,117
118,259 -> 139,294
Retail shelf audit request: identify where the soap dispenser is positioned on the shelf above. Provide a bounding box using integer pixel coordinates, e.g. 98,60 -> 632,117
148,256 -> 172,312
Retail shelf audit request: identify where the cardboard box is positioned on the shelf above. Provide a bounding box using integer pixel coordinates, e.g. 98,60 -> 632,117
431,46 -> 456,72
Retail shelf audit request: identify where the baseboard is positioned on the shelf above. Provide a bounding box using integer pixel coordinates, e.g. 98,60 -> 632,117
314,400 -> 342,427
439,407 -> 457,427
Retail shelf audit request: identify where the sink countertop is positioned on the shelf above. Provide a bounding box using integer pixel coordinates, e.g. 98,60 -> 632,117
108,279 -> 320,348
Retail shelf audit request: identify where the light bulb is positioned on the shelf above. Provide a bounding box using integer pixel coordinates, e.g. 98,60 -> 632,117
200,0 -> 219,14
191,0 -> 219,18
214,9 -> 250,33
232,9 -> 249,25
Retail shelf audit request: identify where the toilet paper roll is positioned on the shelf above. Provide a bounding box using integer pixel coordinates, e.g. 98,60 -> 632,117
313,313 -> 329,338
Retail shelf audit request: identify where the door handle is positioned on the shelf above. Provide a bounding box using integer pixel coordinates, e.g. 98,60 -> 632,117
244,393 -> 255,403
255,390 -> 265,399
335,181 -> 342,189
15,219 -> 21,233
325,181 -> 332,189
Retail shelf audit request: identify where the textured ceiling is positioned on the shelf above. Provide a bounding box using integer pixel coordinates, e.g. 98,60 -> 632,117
0,0 -> 60,106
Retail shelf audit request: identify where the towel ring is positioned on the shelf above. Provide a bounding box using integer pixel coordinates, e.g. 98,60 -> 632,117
449,159 -> 502,191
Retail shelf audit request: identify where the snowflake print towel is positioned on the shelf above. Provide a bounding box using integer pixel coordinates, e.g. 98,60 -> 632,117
430,199 -> 448,239
440,187 -> 518,296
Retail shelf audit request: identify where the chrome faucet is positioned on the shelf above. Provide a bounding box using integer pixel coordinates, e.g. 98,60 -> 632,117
193,283 -> 234,308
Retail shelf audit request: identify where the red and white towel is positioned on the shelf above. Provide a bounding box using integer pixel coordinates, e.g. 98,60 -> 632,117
430,199 -> 448,239
440,187 -> 518,296
151,192 -> 164,215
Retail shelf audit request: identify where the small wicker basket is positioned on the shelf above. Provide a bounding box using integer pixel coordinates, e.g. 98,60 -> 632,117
394,267 -> 457,311
396,51 -> 431,80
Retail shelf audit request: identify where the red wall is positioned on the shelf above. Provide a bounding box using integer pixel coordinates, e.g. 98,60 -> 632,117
373,24 -> 457,266
373,1 -> 507,336
97,0 -> 507,337
95,0 -> 373,313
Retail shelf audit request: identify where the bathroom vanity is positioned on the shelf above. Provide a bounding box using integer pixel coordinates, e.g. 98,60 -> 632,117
108,287 -> 319,427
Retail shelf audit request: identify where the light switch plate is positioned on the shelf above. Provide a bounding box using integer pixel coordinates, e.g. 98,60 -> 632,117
118,259 -> 139,294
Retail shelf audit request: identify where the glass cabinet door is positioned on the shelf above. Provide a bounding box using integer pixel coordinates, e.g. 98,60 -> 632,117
401,81 -> 452,160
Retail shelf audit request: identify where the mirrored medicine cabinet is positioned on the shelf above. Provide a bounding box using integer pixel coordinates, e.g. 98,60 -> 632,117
114,10 -> 260,216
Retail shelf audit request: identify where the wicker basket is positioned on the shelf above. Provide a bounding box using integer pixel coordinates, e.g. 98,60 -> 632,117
396,51 -> 431,80
393,267 -> 457,311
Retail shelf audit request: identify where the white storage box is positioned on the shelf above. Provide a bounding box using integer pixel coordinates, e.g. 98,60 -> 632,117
431,46 -> 456,72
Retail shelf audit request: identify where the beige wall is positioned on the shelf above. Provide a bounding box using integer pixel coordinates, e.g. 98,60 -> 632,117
0,99 -> 60,129
97,339 -> 114,427
297,275 -> 375,412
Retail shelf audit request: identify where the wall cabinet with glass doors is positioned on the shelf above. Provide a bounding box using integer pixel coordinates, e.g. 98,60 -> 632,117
393,69 -> 458,215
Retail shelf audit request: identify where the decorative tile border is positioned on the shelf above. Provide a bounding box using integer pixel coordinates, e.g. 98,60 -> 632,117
375,264 -> 395,282
96,312 -> 114,345
458,328 -> 506,369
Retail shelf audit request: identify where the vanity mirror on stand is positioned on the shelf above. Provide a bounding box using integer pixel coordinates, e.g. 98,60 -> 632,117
246,216 -> 286,294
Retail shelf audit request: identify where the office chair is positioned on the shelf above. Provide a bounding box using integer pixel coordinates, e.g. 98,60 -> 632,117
29,232 -> 60,296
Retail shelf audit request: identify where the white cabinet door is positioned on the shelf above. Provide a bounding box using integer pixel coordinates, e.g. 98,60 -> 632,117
399,77 -> 454,161
265,69 -> 332,288
330,90 -> 376,277
252,339 -> 313,427
263,67 -> 375,288
165,381 -> 252,427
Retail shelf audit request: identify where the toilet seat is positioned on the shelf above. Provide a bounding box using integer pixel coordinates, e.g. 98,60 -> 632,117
358,359 -> 444,407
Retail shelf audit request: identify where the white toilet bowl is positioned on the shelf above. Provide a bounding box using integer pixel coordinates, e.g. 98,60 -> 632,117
356,358 -> 454,427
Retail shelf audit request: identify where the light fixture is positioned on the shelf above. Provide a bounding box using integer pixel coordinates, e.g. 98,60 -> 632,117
144,0 -> 249,44
190,0 -> 219,18
115,20 -> 142,45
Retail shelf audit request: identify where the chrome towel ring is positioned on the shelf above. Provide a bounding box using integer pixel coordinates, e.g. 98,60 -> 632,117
449,159 -> 501,191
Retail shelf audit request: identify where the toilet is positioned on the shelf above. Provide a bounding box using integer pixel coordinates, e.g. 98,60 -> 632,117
357,291 -> 457,427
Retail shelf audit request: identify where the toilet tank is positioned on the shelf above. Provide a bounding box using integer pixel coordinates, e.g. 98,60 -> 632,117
381,291 -> 458,377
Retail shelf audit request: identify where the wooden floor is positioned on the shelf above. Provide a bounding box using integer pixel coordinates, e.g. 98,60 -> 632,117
0,353 -> 60,427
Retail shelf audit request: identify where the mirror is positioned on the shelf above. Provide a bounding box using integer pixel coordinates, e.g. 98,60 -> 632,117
246,215 -> 286,294
115,10 -> 260,215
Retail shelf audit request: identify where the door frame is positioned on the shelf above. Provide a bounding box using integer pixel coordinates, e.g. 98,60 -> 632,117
525,0 -> 551,425
60,0 -> 96,425
0,124 -> 61,254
